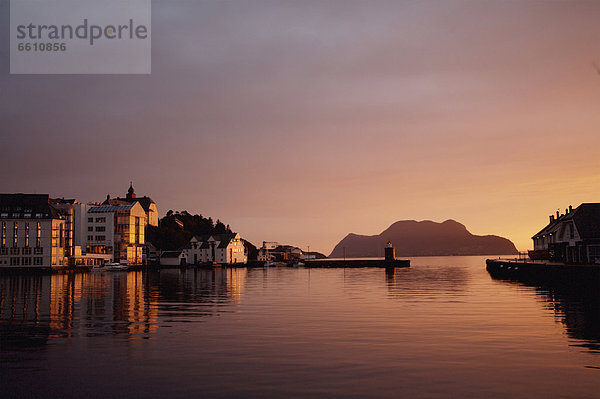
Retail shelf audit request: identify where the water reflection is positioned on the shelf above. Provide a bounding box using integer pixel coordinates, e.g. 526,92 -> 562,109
490,273 -> 600,353
0,275 -> 51,350
155,268 -> 246,324
385,261 -> 470,299
0,268 -> 248,350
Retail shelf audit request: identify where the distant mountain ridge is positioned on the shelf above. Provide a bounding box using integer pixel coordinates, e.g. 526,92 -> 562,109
329,219 -> 518,258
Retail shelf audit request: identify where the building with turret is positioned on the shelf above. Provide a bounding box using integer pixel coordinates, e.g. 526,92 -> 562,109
102,184 -> 158,227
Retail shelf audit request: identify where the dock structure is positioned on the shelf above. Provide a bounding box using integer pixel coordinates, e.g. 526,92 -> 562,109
304,259 -> 409,268
303,241 -> 409,268
486,258 -> 600,281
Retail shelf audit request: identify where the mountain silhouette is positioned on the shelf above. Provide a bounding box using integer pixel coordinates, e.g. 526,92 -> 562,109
329,219 -> 518,257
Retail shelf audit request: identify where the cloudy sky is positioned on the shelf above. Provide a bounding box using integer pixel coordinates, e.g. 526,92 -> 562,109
2,0 -> 600,253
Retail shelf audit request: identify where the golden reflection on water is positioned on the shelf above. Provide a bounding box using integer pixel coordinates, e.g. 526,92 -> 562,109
46,271 -> 159,338
0,268 -> 250,344
2,259 -> 600,398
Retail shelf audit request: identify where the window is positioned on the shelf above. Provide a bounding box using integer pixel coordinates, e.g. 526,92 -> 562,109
10,257 -> 20,266
95,217 -> 106,223
35,213 -> 43,218
87,235 -> 94,241
12,222 -> 18,247
10,247 -> 19,255
24,213 -> 31,218
11,213 -> 20,218
88,226 -> 94,232
88,217 -> 93,223
36,222 -> 41,248
22,248 -> 32,255
22,257 -> 32,266
33,257 -> 43,265
96,235 -> 105,241
569,224 -> 574,239
1,221 -> 5,247
0,213 -> 7,218
0,248 -> 7,255
34,247 -> 43,255
24,222 -> 29,248
95,226 -> 106,232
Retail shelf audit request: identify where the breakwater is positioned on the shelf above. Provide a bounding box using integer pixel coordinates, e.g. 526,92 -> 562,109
304,259 -> 410,268
486,258 -> 600,282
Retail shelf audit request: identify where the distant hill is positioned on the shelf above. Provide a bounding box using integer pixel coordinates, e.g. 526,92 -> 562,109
329,220 -> 518,258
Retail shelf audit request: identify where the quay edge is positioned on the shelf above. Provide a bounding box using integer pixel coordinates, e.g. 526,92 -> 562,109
304,259 -> 410,268
486,258 -> 600,281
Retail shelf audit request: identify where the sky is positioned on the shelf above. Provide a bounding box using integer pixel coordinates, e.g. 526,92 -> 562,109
1,0 -> 600,254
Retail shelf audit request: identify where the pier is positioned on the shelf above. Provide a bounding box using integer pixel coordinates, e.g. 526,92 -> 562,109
486,258 -> 600,282
304,259 -> 410,268
175,258 -> 410,269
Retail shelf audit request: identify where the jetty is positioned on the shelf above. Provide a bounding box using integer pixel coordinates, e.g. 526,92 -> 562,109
486,258 -> 600,281
304,241 -> 409,268
304,258 -> 409,268
179,258 -> 410,269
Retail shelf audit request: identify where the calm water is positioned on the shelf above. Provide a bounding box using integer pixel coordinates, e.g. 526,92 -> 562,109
2,256 -> 600,398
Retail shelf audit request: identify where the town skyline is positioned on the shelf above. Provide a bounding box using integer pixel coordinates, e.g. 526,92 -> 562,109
5,183 -> 594,255
2,1 -> 600,253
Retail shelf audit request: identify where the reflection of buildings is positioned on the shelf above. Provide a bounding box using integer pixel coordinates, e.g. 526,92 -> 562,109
0,274 -> 52,349
157,268 -> 247,305
2,267 -> 248,348
491,274 -> 600,353
49,271 -> 158,337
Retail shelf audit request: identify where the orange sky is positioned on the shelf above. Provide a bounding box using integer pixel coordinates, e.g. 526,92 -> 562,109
2,1 -> 600,254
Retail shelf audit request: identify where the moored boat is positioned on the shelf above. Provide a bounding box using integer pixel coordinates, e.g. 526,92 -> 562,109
104,263 -> 130,271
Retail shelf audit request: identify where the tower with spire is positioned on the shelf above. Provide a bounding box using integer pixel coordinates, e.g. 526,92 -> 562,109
126,182 -> 136,201
101,183 -> 158,227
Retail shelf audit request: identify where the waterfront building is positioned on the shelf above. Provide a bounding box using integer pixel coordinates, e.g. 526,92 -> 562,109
0,194 -> 66,268
270,245 -> 303,261
52,199 -> 114,267
86,202 -> 146,265
257,248 -> 271,262
159,250 -> 183,266
181,233 -> 247,265
102,184 -> 158,227
530,203 -> 600,264
51,199 -> 98,255
144,242 -> 160,264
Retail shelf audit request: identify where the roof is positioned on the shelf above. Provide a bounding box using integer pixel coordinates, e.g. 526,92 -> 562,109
103,196 -> 156,212
217,234 -> 236,248
51,198 -> 77,205
533,203 -> 600,240
160,250 -> 182,258
190,233 -> 238,248
572,203 -> 600,240
0,193 -> 62,219
88,204 -> 135,213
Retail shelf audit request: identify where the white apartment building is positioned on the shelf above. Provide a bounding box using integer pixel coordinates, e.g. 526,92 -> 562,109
0,194 -> 66,268
181,233 -> 247,265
